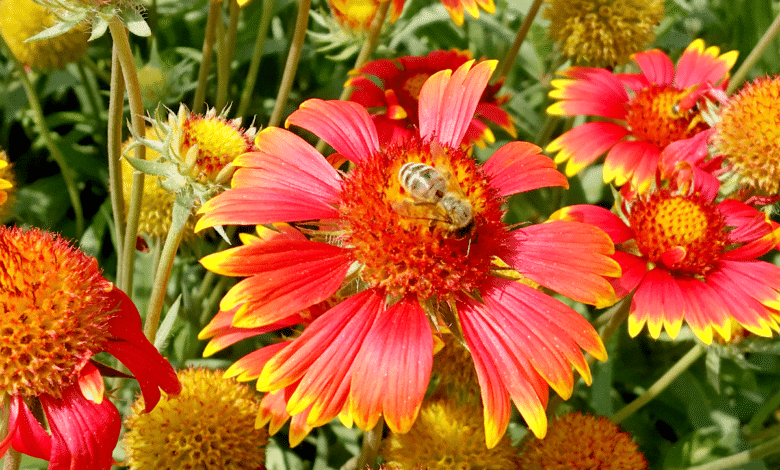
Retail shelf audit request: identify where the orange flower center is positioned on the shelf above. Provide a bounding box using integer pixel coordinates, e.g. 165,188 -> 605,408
182,116 -> 252,181
338,138 -> 509,300
628,191 -> 727,275
625,85 -> 708,148
0,227 -> 114,398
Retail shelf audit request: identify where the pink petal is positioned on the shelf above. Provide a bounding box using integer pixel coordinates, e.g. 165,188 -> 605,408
507,221 -> 620,308
632,49 -> 675,85
419,60 -> 496,147
350,297 -> 433,433
286,99 -> 379,163
482,141 -> 568,196
39,385 -> 121,470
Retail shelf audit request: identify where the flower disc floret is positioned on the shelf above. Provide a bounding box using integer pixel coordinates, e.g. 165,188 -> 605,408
713,76 -> 780,194
629,190 -> 727,274
0,227 -> 113,398
339,137 -> 508,300
625,85 -> 708,148
182,113 -> 256,182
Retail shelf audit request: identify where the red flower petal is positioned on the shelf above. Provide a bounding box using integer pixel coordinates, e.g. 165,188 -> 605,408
482,141 -> 568,196
349,297 -> 433,433
508,221 -> 619,308
419,60 -> 496,148
603,140 -> 659,191
225,341 -> 289,382
39,385 -> 120,470
631,49 -> 675,86
674,39 -> 738,89
104,288 -> 180,412
546,121 -> 629,177
548,68 -> 629,119
609,251 -> 648,299
258,291 -> 384,426
707,264 -> 780,337
286,99 -> 379,163
458,295 -> 547,445
549,204 -> 634,244
675,276 -> 730,344
4,396 -> 51,461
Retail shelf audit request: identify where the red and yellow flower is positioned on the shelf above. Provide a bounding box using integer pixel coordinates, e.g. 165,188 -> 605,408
196,61 -> 619,447
0,227 -> 180,469
347,50 -> 515,148
552,175 -> 780,344
547,39 -> 737,192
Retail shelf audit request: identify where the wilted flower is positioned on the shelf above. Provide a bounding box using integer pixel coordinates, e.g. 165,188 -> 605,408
0,226 -> 180,469
517,412 -> 648,469
196,61 -> 619,446
547,39 -> 737,192
543,0 -> 664,67
123,368 -> 268,470
348,49 -> 515,147
0,0 -> 88,69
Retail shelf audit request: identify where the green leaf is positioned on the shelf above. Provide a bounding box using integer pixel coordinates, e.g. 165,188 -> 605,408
706,347 -> 721,393
124,155 -> 171,177
154,295 -> 182,351
124,7 -> 152,37
90,16 -> 110,41
25,21 -> 78,42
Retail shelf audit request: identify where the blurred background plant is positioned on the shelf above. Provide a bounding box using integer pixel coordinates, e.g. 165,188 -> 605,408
1,0 -> 780,468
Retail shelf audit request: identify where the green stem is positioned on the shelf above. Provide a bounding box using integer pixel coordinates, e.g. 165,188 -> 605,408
685,431 -> 780,470
492,0 -> 544,83
746,387 -> 780,434
612,343 -> 705,424
143,200 -> 190,343
217,0 -> 241,111
108,45 -> 126,282
346,418 -> 384,470
267,0 -> 311,127
2,449 -> 21,470
338,0 -> 390,101
193,0 -> 221,114
237,0 -> 275,118
728,9 -> 780,94
110,16 -> 148,295
16,66 -> 85,236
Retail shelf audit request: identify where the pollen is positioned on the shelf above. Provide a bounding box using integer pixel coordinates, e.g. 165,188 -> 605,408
338,137 -> 508,300
181,113 -> 255,182
625,85 -> 709,148
543,0 -> 663,67
517,412 -> 647,469
628,190 -> 727,274
123,368 -> 268,470
0,226 -> 114,398
713,76 -> 780,194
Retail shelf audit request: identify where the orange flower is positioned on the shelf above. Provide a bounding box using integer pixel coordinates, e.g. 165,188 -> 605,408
196,61 -> 618,447
547,39 -> 737,192
0,227 -> 180,469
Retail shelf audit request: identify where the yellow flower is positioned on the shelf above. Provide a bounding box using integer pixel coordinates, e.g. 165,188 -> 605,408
712,76 -> 780,195
517,412 -> 648,469
0,0 -> 89,69
381,398 -> 518,469
543,0 -> 664,67
328,0 -> 382,31
0,149 -> 15,214
123,368 -> 268,470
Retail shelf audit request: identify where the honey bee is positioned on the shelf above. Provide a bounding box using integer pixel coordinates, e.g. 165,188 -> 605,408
395,162 -> 474,233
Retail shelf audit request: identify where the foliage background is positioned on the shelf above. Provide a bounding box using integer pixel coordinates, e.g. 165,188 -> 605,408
1,0 -> 780,468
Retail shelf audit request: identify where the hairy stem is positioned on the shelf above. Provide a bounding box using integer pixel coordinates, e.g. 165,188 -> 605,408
110,16 -> 148,295
267,0 -> 311,127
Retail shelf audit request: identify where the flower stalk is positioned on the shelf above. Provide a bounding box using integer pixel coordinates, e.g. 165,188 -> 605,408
193,0 -> 221,114
685,431 -> 780,470
110,16 -> 148,294
493,0 -> 544,83
216,0 -> 241,111
338,0 -> 390,101
267,0 -> 311,127
612,343 -> 705,424
345,418 -> 384,470
108,44 -> 126,278
237,0 -> 276,117
727,9 -> 780,94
